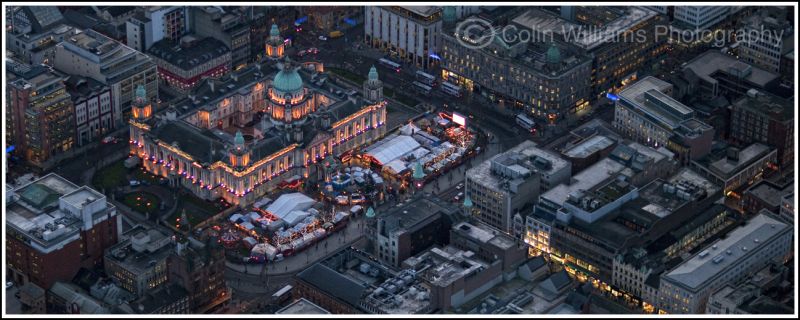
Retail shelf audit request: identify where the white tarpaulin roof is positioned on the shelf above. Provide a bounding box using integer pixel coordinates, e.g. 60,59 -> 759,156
384,159 -> 407,174
366,135 -> 421,165
241,222 -> 255,230
266,193 -> 316,218
283,210 -> 311,226
229,213 -> 243,223
399,123 -> 422,136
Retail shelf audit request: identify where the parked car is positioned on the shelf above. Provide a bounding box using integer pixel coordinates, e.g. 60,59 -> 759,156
129,180 -> 141,186
101,136 -> 117,144
456,183 -> 464,190
318,35 -> 327,41
6,281 -> 13,289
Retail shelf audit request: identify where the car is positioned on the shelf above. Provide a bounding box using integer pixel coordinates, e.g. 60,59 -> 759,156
307,47 -> 319,54
129,180 -> 141,186
101,136 -> 117,144
6,281 -> 13,289
456,183 -> 464,190
457,192 -> 464,198
350,194 -> 366,204
335,195 -> 349,205
318,35 -> 327,41
297,51 -> 307,57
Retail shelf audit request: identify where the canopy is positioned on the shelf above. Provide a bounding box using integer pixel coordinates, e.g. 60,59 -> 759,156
365,135 -> 421,165
399,123 -> 422,136
266,193 -> 316,219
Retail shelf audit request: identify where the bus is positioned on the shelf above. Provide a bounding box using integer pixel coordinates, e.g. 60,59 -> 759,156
412,81 -> 432,95
441,82 -> 462,97
515,114 -> 536,133
415,70 -> 437,86
378,58 -> 402,73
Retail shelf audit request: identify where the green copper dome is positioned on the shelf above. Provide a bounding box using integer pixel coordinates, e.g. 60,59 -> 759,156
368,65 -> 379,81
366,206 -> 375,218
546,43 -> 561,65
270,24 -> 280,37
135,84 -> 147,103
443,6 -> 456,23
463,193 -> 473,208
234,130 -> 245,146
273,67 -> 304,94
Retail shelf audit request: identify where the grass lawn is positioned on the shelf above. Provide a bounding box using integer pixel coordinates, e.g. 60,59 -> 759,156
168,193 -> 231,227
92,161 -> 127,190
122,192 -> 161,215
327,67 -> 365,84
133,167 -> 162,184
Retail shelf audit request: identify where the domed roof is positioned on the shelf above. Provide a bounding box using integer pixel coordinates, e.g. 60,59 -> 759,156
546,43 -> 561,65
270,24 -> 280,37
368,65 -> 379,81
443,6 -> 456,22
273,67 -> 304,94
234,130 -> 244,146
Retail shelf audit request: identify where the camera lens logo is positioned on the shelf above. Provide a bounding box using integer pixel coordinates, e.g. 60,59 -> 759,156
455,18 -> 495,49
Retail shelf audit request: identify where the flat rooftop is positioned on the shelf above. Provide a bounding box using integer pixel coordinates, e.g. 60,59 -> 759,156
708,143 -> 773,178
149,36 -> 230,70
619,76 -> 693,130
453,221 -> 516,250
406,246 -> 489,288
562,135 -> 615,159
541,158 -> 626,207
684,50 -> 779,87
746,180 -> 793,208
276,298 -> 330,314
663,213 -> 790,291
511,7 -> 656,50
378,194 -> 458,238
469,140 -> 568,193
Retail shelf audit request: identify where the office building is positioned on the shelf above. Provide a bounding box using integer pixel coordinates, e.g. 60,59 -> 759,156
125,6 -> 190,52
449,221 -> 528,278
682,50 -> 780,101
779,193 -> 793,223
440,8 -> 593,122
671,7 -> 731,35
730,89 -> 794,168
7,60 -> 76,168
6,173 -> 121,290
105,225 -> 173,297
742,179 -> 793,216
53,28 -> 158,125
148,36 -> 232,93
706,262 -> 793,314
374,194 -> 460,267
689,143 -> 778,196
365,6 -> 444,69
7,6 -> 71,65
614,76 -> 714,163
739,10 -> 794,74
191,6 -> 251,69
657,213 -> 792,314
465,140 -> 552,232
561,135 -> 617,173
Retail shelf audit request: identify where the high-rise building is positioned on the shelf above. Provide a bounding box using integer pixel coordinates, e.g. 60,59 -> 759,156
53,28 -> 158,126
6,173 -> 121,290
7,60 -> 75,168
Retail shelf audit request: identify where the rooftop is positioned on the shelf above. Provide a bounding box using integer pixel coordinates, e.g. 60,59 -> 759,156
510,7 -> 657,51
619,76 -> 693,130
106,225 -> 173,272
468,140 -> 567,193
541,158 -> 626,208
732,90 -> 794,122
707,143 -> 773,178
745,180 -> 793,208
378,194 -> 459,238
663,214 -> 790,291
404,246 -> 490,288
275,298 -> 330,314
148,36 -> 230,70
562,135 -> 616,159
683,50 -> 779,87
453,221 -> 517,250
636,168 -> 719,218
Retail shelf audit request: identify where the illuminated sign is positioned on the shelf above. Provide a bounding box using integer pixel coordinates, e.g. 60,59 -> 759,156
452,112 -> 466,127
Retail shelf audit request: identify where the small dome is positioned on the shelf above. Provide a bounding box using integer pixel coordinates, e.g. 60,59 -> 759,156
368,65 -> 379,81
546,43 -> 561,65
270,24 -> 280,37
234,130 -> 245,146
273,67 -> 304,94
443,6 -> 456,23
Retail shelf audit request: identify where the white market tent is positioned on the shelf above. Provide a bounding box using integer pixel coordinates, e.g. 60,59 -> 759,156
399,123 -> 422,136
283,210 -> 311,226
266,193 -> 316,219
384,159 -> 407,174
241,222 -> 255,230
243,237 -> 257,247
365,135 -> 421,165
229,213 -> 244,223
